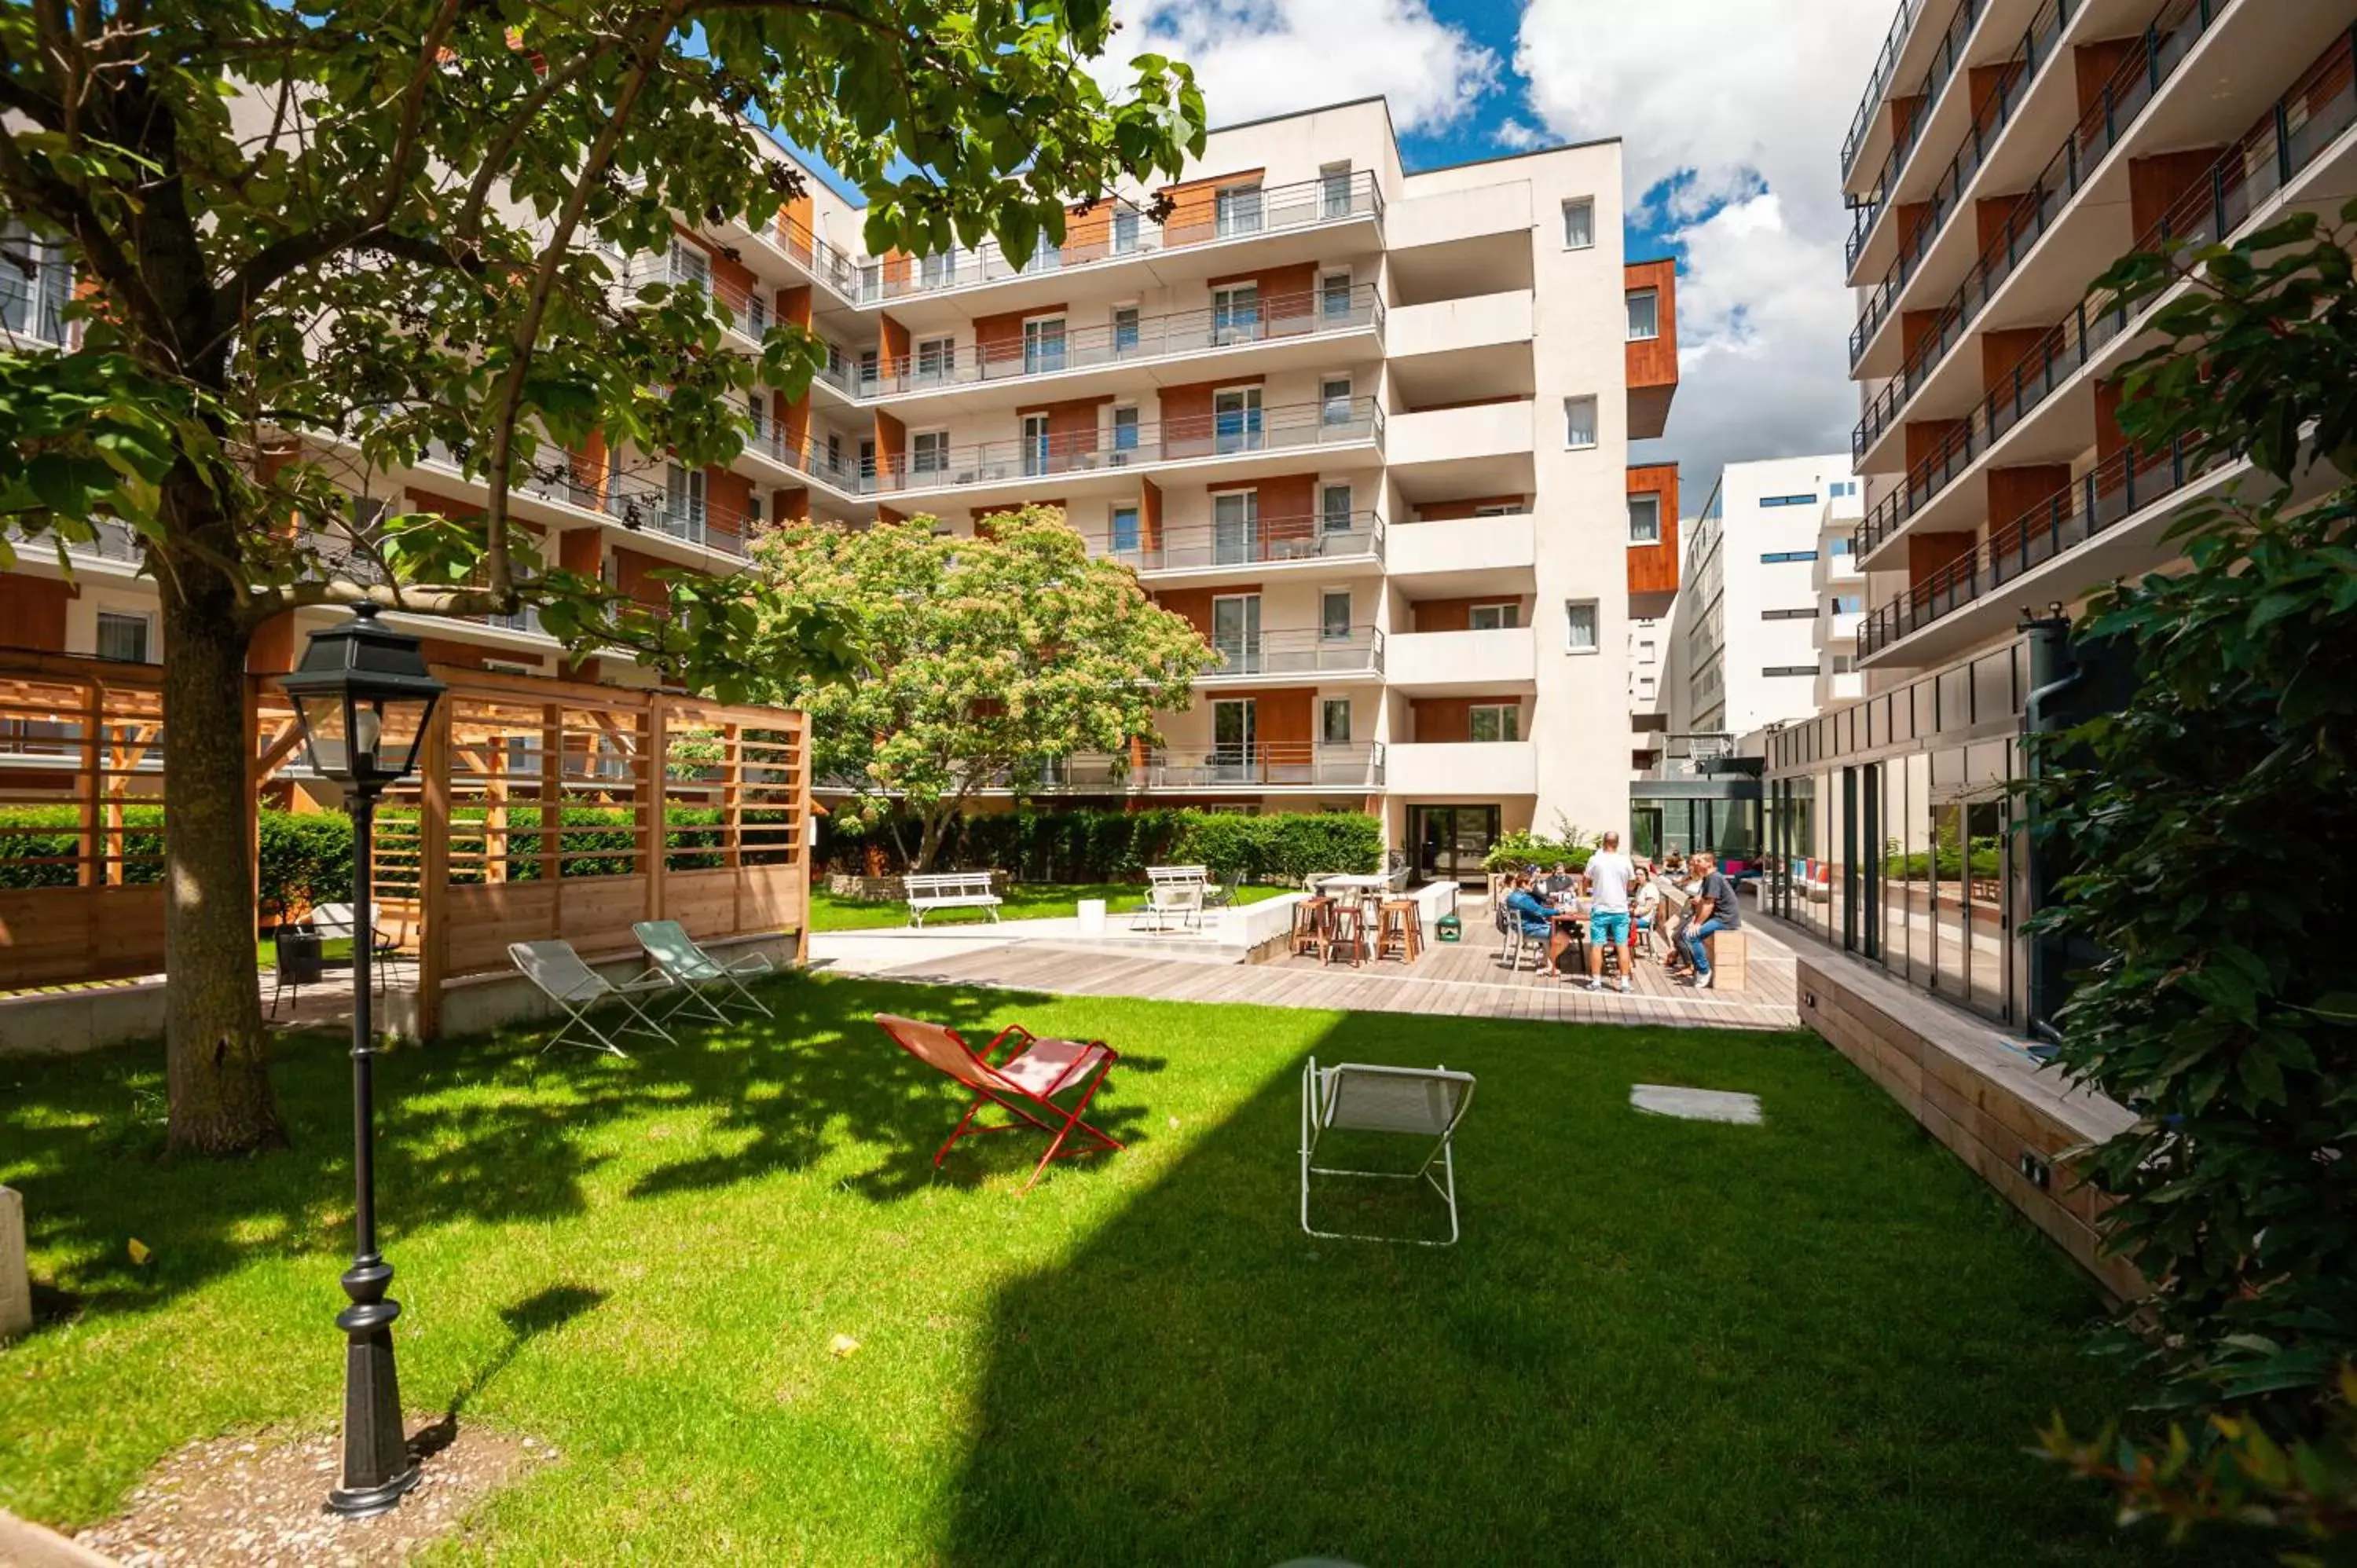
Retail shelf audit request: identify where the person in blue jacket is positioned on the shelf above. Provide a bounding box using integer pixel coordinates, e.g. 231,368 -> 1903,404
1503,871 -> 1556,967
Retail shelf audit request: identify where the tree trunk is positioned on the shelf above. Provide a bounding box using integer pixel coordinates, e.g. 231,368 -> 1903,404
913,807 -> 950,874
158,524 -> 287,1156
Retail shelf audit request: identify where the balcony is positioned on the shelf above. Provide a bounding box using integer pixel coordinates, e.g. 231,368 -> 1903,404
1828,610 -> 1866,643
1384,740 -> 1536,797
852,171 -> 1384,310
2,518 -> 143,572
735,207 -> 867,306
1197,627 -> 1384,683
858,284 -> 1384,407
1383,627 -> 1536,693
1647,733 -> 1747,781
874,397 -> 1384,507
1385,401 -> 1535,500
1110,511 -> 1384,584
617,254 -> 775,351
1145,742 -> 1384,791
1384,513 -> 1536,594
1842,0 -> 1936,190
414,443 -> 757,560
1384,289 -> 1534,408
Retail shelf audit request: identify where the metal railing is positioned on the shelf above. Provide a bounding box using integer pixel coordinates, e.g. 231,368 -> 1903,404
1849,0 -> 2229,369
856,284 -> 1384,398
2,518 -> 144,566
1146,742 -> 1384,789
874,397 -> 1384,496
1846,0 -> 1988,256
1847,0 -> 2071,274
417,441 -> 757,557
853,170 -> 1384,305
745,207 -> 867,305
1109,511 -> 1384,573
1852,20 -> 2352,557
616,253 -> 777,346
1859,434 -> 2213,657
1198,626 -> 1384,678
1843,0 -> 1936,180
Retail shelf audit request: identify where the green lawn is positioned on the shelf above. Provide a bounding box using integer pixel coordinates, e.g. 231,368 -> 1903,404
0,977 -> 2228,1565
810,879 -> 1289,931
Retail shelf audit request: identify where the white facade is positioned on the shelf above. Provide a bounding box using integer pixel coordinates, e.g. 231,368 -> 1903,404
1667,456 -> 1864,737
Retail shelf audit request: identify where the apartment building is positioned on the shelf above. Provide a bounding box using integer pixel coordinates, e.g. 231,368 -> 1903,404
1762,0 -> 2357,1031
0,97 -> 1679,882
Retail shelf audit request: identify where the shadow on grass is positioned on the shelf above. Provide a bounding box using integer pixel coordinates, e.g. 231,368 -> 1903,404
412,1282 -> 607,1462
935,1009 -> 2237,1568
0,973 -> 1085,1328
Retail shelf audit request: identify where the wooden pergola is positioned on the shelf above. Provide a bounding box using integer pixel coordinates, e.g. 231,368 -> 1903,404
0,649 -> 811,1039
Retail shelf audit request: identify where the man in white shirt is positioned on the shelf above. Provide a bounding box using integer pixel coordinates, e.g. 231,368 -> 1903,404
1582,831 -> 1637,993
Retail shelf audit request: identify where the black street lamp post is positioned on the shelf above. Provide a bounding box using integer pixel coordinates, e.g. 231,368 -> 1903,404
280,603 -> 447,1518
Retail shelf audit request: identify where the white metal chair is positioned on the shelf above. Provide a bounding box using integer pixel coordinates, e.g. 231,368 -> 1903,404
508,940 -> 677,1057
310,901 -> 405,1002
1299,1057 -> 1477,1245
633,919 -> 775,1023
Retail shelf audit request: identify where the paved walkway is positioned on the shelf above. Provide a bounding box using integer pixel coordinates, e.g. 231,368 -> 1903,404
815,905 -> 1801,1032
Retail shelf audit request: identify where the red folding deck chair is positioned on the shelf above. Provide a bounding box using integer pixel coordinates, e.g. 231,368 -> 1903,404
873,1014 -> 1124,1191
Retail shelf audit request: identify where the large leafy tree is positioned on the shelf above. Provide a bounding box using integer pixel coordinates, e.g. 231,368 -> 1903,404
0,0 -> 1204,1153
742,507 -> 1215,870
2029,206 -> 2357,1542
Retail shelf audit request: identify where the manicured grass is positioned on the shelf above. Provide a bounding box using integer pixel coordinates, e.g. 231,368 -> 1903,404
809,879 -> 1288,931
0,978 -> 2227,1565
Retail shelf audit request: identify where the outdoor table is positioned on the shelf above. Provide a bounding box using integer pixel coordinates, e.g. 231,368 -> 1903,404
1316,873 -> 1390,918
1546,902 -> 1591,977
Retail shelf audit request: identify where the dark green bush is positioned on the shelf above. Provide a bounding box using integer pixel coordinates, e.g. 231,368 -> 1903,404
0,804 -> 167,890
825,807 -> 1384,883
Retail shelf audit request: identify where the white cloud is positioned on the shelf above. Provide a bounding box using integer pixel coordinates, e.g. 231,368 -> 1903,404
1513,0 -> 1896,487
1491,117 -> 1552,152
1103,0 -> 1499,135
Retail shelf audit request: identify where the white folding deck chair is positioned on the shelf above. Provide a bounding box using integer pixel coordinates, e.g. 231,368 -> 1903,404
1299,1057 -> 1476,1245
508,940 -> 678,1057
633,919 -> 775,1024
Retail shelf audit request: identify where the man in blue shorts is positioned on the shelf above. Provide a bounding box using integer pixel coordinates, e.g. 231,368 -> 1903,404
1582,831 -> 1636,993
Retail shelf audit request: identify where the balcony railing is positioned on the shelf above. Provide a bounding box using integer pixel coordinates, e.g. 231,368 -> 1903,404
1,518 -> 144,566
853,170 -> 1384,306
1853,24 -> 2353,555
1858,434 -> 2212,658
859,284 -> 1384,398
747,207 -> 867,305
1848,0 -> 2227,369
1842,0 -> 1936,180
1846,0 -> 1987,254
1651,732 -> 1742,780
417,441 -> 756,558
1110,511 -> 1384,573
874,397 -> 1383,496
1200,626 -> 1384,679
1146,742 -> 1384,789
1846,0 -> 2070,275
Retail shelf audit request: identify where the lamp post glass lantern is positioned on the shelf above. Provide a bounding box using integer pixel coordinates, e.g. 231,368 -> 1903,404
281,603 -> 445,1517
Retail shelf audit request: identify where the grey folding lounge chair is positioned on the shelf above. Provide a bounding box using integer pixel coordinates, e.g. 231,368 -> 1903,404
633,919 -> 776,1023
1299,1057 -> 1476,1245
508,940 -> 677,1057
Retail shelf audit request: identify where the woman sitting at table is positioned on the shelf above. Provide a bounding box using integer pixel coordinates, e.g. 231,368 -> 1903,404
1630,865 -> 1662,958
1502,872 -> 1556,954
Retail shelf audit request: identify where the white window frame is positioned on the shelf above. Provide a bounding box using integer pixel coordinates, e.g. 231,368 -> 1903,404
1211,282 -> 1260,345
1111,302 -> 1142,355
1563,395 -> 1598,451
1319,374 -> 1353,428
1212,384 -> 1263,453
93,608 -> 152,664
1215,182 -> 1265,239
1112,207 -> 1142,255
911,428 -> 952,476
1320,696 -> 1351,746
1110,403 -> 1142,458
1468,602 -> 1522,632
1319,587 -> 1353,643
1319,161 -> 1354,220
1318,267 -> 1354,324
1319,482 -> 1354,535
1627,492 -> 1662,544
1109,500 -> 1142,555
1468,703 -> 1520,744
915,335 -> 955,383
1021,313 -> 1068,376
1561,197 -> 1596,251
1563,599 -> 1600,654
1626,288 -> 1660,342
1472,501 -> 1522,517
667,238 -> 710,290
1021,412 -> 1052,475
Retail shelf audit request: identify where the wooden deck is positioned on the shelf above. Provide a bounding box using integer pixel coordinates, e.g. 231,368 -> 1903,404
843,916 -> 1802,1032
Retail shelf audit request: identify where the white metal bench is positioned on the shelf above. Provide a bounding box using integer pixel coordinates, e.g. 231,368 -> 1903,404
901,870 -> 1004,927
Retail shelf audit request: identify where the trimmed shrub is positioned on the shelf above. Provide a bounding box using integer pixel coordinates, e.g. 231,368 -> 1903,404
820,807 -> 1384,884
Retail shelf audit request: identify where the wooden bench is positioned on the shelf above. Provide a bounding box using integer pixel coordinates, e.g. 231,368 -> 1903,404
901,871 -> 1003,927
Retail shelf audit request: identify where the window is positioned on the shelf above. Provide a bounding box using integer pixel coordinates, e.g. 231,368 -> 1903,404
1831,654 -> 1857,673
1021,412 -> 1051,476
745,494 -> 762,526
665,463 -> 706,538
1638,676 -> 1657,699
1320,483 -> 1353,534
1473,501 -> 1522,517
1211,283 -> 1259,343
915,335 -> 955,382
1760,549 -> 1819,564
1626,288 -> 1659,341
1563,395 -> 1598,450
1763,665 -> 1819,677
1761,606 -> 1819,621
857,346 -> 880,392
1829,534 -> 1855,556
1637,639 -> 1657,663
1212,387 -> 1263,452
1321,589 -> 1352,641
1827,479 -> 1859,498
920,251 -> 955,288
744,291 -> 768,335
1469,704 -> 1520,743
912,430 -> 951,475
1468,603 -> 1520,631
1113,207 -> 1141,255
1561,197 -> 1595,250
1830,594 -> 1864,615
1320,161 -> 1354,219
1215,182 -> 1263,238
1111,503 -> 1142,555
1111,404 -> 1141,456
668,239 -> 709,291
0,223 -> 71,345
1320,269 -> 1353,323
1320,376 -> 1353,427
1112,305 -> 1141,354
746,394 -> 766,442
827,432 -> 842,472
1563,599 -> 1599,653
1760,493 -> 1819,507
95,611 -> 150,664
1022,315 -> 1066,375
1627,493 -> 1662,544
1321,697 -> 1351,746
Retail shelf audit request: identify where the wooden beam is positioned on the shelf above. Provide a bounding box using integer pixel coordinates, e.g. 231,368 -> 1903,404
415,699 -> 453,1042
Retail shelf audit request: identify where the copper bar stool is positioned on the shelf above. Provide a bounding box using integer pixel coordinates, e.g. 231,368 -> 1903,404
1292,895 -> 1335,958
1376,897 -> 1422,963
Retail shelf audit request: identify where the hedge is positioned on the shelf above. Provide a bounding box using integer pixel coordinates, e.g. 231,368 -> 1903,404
827,807 -> 1384,884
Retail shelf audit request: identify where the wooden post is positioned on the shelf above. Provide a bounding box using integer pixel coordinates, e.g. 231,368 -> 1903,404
645,694 -> 667,923
721,721 -> 742,870
75,679 -> 100,888
413,699 -> 453,1042
483,731 -> 509,884
539,701 -> 562,885
794,710 -> 812,967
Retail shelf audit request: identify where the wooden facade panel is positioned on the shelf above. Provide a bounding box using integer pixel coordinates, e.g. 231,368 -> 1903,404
0,575 -> 73,652
1626,461 -> 1682,598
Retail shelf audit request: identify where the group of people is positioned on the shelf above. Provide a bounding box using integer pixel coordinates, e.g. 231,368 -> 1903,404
1498,837 -> 1743,991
